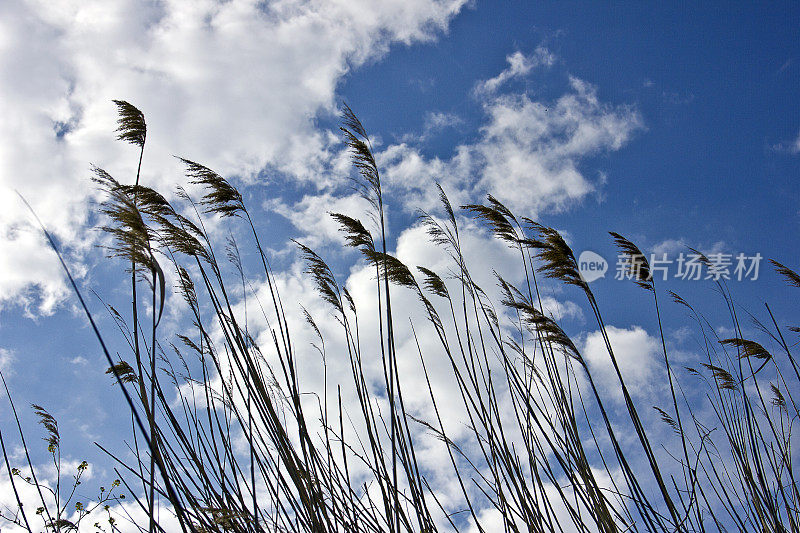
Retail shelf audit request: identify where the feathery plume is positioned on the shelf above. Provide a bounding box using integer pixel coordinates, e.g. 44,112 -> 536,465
719,338 -> 772,360
330,212 -> 374,251
31,404 -> 59,449
112,100 -> 146,148
180,158 -> 244,218
609,232 -> 652,290
417,267 -> 449,298
524,221 -> 588,293
771,260 -> 800,288
295,241 -> 342,313
105,361 -> 139,384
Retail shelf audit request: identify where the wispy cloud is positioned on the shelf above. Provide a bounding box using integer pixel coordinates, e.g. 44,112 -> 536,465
68,355 -> 88,366
652,238 -> 726,257
398,111 -> 463,143
474,47 -> 556,96
770,128 -> 800,154
0,348 -> 13,373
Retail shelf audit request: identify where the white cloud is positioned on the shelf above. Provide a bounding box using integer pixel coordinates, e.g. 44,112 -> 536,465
0,224 -> 73,317
770,128 -> 800,154
652,238 -> 686,256
0,348 -> 13,373
69,355 -> 88,366
0,471 -> 181,533
423,111 -> 463,132
0,0 -> 467,315
582,325 -> 664,401
380,75 -> 643,217
652,237 -> 727,260
378,141 -> 471,210
539,296 -> 583,322
398,110 -> 464,143
267,192 -> 374,247
474,47 -> 555,95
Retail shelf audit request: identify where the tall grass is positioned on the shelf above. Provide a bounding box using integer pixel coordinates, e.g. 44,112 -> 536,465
1,101 -> 798,532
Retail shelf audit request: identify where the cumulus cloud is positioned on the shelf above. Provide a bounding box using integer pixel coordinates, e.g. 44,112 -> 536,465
269,46 -> 638,235
0,224 -> 74,317
0,0 -> 467,315
582,325 -> 664,401
379,75 -> 642,216
267,192 -> 374,247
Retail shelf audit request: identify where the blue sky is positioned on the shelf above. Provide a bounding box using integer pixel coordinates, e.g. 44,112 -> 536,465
0,1 -> 798,530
